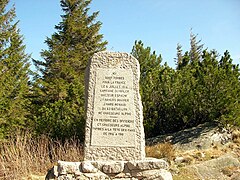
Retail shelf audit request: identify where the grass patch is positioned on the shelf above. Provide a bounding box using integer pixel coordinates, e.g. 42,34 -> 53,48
232,129 -> 240,144
146,142 -> 175,161
0,133 -> 83,179
173,167 -> 199,180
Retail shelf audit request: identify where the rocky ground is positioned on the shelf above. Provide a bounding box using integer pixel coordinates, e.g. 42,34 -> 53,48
146,122 -> 240,180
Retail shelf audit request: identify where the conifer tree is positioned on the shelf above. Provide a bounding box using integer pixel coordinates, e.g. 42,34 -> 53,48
131,40 -> 164,137
189,31 -> 203,65
0,0 -> 31,139
175,43 -> 184,70
217,51 -> 240,125
32,0 -> 107,140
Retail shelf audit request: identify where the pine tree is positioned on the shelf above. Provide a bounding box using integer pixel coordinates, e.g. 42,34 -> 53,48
31,0 -> 107,140
131,40 -> 164,137
189,31 -> 203,65
217,51 -> 240,125
174,34 -> 240,128
0,0 -> 31,139
175,43 -> 183,70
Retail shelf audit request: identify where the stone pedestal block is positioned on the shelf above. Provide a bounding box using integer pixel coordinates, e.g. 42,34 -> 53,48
46,158 -> 172,180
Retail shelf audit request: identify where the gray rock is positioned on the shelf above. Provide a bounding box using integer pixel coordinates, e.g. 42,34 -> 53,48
102,161 -> 124,174
146,122 -> 233,151
131,169 -> 172,180
188,154 -> 240,180
127,158 -> 169,170
174,156 -> 185,164
81,161 -> 98,173
57,161 -> 81,175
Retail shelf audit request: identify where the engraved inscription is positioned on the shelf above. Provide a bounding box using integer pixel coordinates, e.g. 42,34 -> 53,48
91,68 -> 135,147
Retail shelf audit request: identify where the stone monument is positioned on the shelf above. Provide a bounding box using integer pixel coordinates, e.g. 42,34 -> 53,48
46,52 -> 172,180
84,52 -> 145,161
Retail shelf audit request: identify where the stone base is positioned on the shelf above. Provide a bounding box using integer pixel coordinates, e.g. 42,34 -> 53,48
46,158 -> 172,180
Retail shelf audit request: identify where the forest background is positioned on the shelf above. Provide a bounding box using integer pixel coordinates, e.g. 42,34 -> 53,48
0,0 -> 239,142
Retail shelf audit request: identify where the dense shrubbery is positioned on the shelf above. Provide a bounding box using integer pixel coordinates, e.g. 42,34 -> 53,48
0,0 -> 239,141
132,36 -> 240,138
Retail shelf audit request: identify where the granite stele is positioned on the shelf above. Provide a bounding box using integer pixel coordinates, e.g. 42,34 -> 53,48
84,52 -> 145,161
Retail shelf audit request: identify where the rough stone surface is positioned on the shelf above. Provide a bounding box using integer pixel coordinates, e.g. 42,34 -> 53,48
174,156 -> 185,164
146,122 -> 233,151
57,161 -> 81,175
157,169 -> 173,180
82,171 -> 110,179
81,161 -> 98,173
84,52 -> 145,161
188,154 -> 240,180
46,160 -> 172,180
231,172 -> 240,180
131,169 -> 172,180
102,161 -> 125,174
127,158 -> 169,170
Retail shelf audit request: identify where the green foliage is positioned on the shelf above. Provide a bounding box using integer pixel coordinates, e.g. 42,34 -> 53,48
30,0 -> 107,140
131,40 -> 163,137
217,51 -> 240,125
0,0 -> 31,139
174,47 -> 240,128
132,34 -> 240,138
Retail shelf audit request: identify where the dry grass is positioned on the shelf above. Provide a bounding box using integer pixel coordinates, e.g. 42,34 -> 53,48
173,146 -> 226,165
232,129 -> 240,144
221,166 -> 239,177
0,133 -> 83,179
172,167 -> 200,180
146,142 -> 175,161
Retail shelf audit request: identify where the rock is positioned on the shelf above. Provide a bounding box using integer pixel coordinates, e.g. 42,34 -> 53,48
174,156 -> 185,164
46,159 -> 171,179
210,131 -> 232,145
114,172 -> 132,178
131,169 -> 172,180
157,169 -> 173,180
75,174 -> 89,180
45,166 -> 58,180
231,172 -> 240,180
81,161 -> 98,173
102,161 -> 124,174
57,161 -> 81,175
174,156 -> 194,164
82,171 -> 110,179
146,122 -> 233,151
127,158 -> 169,170
59,174 -> 76,180
188,154 -> 240,180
